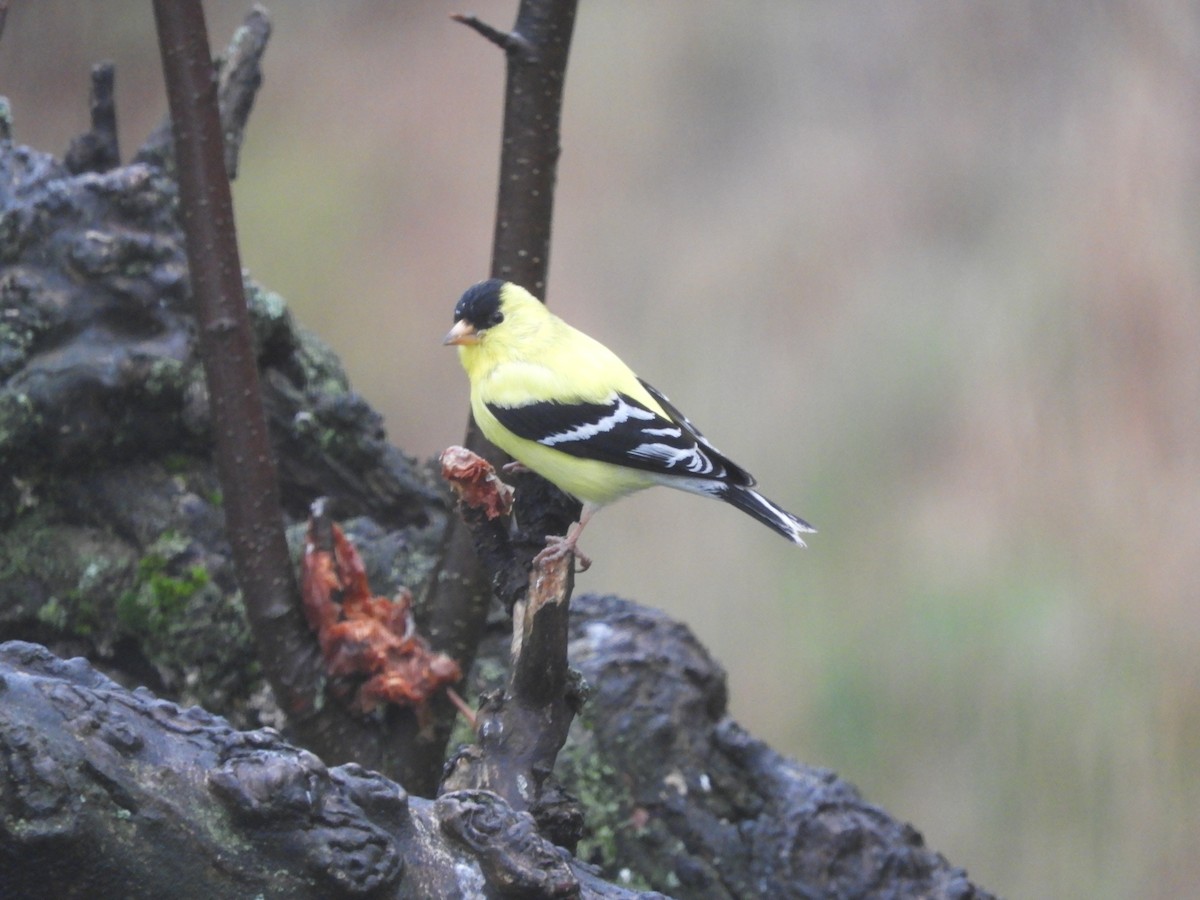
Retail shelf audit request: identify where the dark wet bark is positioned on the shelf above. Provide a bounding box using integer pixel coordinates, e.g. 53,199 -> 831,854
0,641 -> 648,900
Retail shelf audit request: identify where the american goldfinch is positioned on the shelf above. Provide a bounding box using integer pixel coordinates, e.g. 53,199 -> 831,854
444,279 -> 814,567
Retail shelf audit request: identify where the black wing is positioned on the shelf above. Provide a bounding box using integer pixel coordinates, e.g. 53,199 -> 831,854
487,383 -> 755,486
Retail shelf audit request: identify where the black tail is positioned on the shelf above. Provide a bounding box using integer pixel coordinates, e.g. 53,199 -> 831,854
720,484 -> 816,546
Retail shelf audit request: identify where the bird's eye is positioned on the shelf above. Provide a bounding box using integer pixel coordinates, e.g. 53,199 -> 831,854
485,311 -> 504,329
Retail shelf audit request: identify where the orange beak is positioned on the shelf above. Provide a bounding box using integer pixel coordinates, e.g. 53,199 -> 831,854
443,320 -> 479,346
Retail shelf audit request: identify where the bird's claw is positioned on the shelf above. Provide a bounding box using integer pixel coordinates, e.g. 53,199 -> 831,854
533,535 -> 592,572
501,461 -> 531,475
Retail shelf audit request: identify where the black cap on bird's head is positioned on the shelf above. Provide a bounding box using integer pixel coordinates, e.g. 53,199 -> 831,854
444,279 -> 506,346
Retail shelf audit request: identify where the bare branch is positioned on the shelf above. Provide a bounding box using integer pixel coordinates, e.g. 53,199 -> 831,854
486,2 -> 578,297
154,0 -> 444,789
152,0 -> 316,730
421,0 -> 580,795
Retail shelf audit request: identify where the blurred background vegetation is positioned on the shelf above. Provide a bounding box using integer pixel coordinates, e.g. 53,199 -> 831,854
3,2 -> 1198,896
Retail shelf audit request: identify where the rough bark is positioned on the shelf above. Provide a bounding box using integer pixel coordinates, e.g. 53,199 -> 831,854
558,596 -> 989,898
441,550 -> 587,849
436,450 -> 587,846
0,76 -> 447,786
0,598 -> 993,899
0,640 -> 649,900
63,62 -> 120,175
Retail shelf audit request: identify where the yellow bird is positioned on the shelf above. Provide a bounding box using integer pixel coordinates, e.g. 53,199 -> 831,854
444,280 -> 814,567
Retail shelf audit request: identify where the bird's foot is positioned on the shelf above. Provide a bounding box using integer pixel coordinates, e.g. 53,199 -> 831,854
533,534 -> 592,572
501,461 -> 531,475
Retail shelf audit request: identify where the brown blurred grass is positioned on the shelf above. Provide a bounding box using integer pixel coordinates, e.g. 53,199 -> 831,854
3,2 -> 1198,896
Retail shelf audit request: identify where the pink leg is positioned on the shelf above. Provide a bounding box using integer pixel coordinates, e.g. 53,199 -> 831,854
533,504 -> 597,571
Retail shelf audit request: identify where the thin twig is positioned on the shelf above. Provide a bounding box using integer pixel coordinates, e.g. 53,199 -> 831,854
450,13 -> 535,59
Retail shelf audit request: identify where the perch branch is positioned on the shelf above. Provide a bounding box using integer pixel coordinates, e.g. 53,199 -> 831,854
441,552 -> 585,848
419,0 -> 580,795
439,449 -> 585,844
